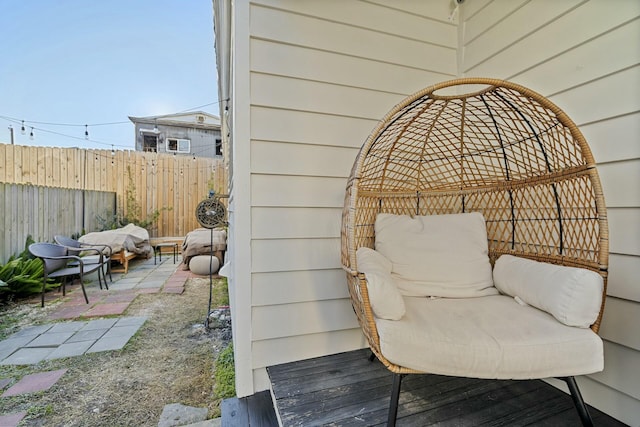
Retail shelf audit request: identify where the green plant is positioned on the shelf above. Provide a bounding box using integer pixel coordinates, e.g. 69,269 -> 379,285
214,343 -> 236,398
0,256 -> 57,299
0,236 -> 58,300
96,166 -> 171,231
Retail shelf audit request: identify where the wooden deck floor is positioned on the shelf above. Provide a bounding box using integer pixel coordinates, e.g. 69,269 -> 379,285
267,348 -> 627,427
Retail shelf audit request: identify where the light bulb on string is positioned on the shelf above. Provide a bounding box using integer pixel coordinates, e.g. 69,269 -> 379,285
29,127 -> 34,140
85,124 -> 89,140
21,120 -> 26,135
111,145 -> 115,156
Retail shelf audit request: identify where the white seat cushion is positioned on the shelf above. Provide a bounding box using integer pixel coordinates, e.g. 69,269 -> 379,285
375,212 -> 497,298
375,295 -> 603,379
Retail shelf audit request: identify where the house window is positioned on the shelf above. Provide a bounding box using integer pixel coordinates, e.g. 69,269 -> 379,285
167,138 -> 190,153
215,138 -> 222,156
143,134 -> 158,152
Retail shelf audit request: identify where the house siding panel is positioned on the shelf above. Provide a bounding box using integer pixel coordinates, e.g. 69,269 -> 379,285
462,2 -> 640,423
251,140 -> 357,178
252,207 -> 342,239
250,106 -> 376,148
252,269 -> 349,306
251,329 -> 366,371
252,299 -> 359,341
250,4 -> 457,74
251,238 -> 341,273
250,39 -> 451,96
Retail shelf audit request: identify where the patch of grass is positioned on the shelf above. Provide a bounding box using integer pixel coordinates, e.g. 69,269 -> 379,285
211,277 -> 229,307
214,343 -> 235,399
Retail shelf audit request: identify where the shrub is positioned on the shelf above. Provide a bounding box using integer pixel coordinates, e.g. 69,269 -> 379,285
0,235 -> 58,300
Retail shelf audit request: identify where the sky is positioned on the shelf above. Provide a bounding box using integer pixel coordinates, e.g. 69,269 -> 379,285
0,0 -> 218,150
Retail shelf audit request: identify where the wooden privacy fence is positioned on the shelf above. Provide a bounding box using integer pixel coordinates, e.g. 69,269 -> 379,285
0,182 -> 116,263
0,144 -> 228,238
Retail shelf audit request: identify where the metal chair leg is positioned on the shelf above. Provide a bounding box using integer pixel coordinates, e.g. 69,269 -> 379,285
368,352 -> 376,362
387,373 -> 403,427
562,376 -> 594,427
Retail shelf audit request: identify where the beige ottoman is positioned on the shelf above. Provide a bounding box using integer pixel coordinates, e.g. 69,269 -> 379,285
189,255 -> 220,276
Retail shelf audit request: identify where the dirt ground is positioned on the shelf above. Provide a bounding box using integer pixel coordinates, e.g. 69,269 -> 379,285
0,277 -> 230,426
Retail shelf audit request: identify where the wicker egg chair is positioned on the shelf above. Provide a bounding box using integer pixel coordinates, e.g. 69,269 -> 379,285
341,78 -> 608,426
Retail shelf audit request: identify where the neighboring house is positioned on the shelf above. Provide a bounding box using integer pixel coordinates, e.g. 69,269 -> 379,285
129,111 -> 222,158
212,0 -> 640,424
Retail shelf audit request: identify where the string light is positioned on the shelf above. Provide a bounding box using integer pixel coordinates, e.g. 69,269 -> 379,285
85,124 -> 89,140
21,120 -> 25,135
29,127 -> 34,140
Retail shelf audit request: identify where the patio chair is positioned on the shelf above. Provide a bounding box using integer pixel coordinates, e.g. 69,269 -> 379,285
341,78 -> 608,426
54,235 -> 112,286
29,242 -> 105,307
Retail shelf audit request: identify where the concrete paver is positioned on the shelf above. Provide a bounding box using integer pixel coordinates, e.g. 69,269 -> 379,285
46,340 -> 95,360
25,331 -> 75,347
2,369 -> 67,397
86,335 -> 132,353
48,321 -> 87,333
0,411 -> 27,427
0,347 -> 54,365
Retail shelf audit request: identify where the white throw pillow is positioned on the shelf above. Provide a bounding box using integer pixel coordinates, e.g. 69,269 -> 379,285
356,247 -> 405,320
375,212 -> 497,298
493,255 -> 603,328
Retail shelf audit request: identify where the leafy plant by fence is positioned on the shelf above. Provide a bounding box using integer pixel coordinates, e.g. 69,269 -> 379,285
0,144 -> 228,239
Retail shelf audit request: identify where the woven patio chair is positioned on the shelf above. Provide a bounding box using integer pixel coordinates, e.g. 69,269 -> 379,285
54,235 -> 113,286
29,242 -> 105,307
341,78 -> 608,426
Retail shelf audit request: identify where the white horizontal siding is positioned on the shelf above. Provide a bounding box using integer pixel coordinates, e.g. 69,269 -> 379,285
252,269 -> 348,306
252,328 -> 366,370
251,73 -> 404,119
252,0 -> 458,48
251,140 -> 357,177
598,160 -> 640,207
608,208 -> 640,256
252,299 -> 358,341
251,174 -> 346,208
599,297 -> 640,351
463,0 -> 582,72
463,0 -> 528,44
608,254 -> 640,302
252,207 -> 342,239
464,0 -> 639,78
515,19 -> 640,96
583,113 -> 640,164
251,39 -> 451,96
250,106 -> 376,148
251,238 -> 341,273
591,341 -> 640,401
550,66 -> 640,126
250,3 -> 457,74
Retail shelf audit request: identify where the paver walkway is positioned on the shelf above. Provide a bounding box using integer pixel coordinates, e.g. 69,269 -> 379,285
0,254 -> 203,426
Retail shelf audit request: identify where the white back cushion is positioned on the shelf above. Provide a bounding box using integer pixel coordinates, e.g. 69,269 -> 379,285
356,247 -> 405,320
493,255 -> 603,328
375,212 -> 497,298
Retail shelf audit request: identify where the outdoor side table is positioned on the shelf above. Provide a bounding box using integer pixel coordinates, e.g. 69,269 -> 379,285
154,243 -> 178,264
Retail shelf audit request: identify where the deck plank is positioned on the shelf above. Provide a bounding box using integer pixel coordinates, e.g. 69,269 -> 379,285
268,349 -> 627,427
